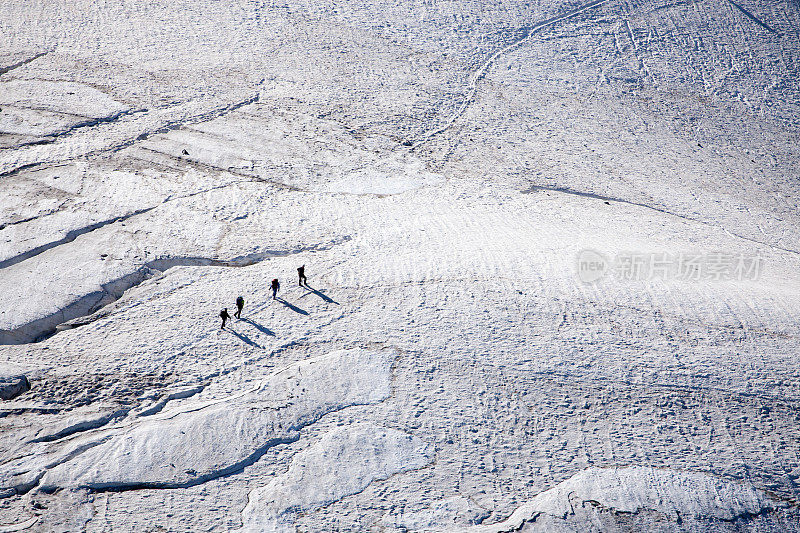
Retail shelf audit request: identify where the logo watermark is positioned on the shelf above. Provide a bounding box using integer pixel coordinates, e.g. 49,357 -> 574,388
577,249 -> 763,283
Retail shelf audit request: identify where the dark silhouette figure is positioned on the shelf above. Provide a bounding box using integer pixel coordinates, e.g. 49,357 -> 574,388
181,148 -> 189,155
220,308 -> 231,329
235,296 -> 244,319
298,265 -> 307,286
271,278 -> 280,300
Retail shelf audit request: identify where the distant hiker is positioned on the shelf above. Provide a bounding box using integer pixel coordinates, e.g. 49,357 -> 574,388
220,308 -> 231,329
235,296 -> 244,319
271,278 -> 280,300
297,265 -> 307,286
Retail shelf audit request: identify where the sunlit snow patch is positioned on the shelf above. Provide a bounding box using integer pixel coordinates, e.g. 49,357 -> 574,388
323,156 -> 442,195
238,424 -> 432,533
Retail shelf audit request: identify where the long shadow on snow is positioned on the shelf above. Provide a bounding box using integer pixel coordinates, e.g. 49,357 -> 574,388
240,317 -> 275,336
276,298 -> 308,315
223,327 -> 262,349
302,284 -> 339,305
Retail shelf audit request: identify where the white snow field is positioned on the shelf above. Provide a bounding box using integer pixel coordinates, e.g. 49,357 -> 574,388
1,0 -> 800,530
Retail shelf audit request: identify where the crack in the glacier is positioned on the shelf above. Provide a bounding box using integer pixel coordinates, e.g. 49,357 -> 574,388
0,161 -> 43,179
0,108 -> 145,179
0,206 -> 157,270
1,236 -> 351,345
10,136 -> 56,148
0,51 -> 50,76
0,179 -> 247,270
274,350 -> 421,522
5,386 -> 205,471
44,108 -> 146,141
111,94 -> 262,155
408,0 -> 615,147
3,436 -> 112,497
133,145 -> 304,192
133,384 -> 206,418
0,202 -> 69,231
80,434 -> 302,493
0,407 -> 63,418
8,346 -> 396,499
0,94 -> 261,178
28,408 -> 131,444
36,347 -> 397,494
19,344 -> 319,452
525,184 -> 800,256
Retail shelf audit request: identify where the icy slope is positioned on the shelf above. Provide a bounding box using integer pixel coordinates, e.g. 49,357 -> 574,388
1,0 -> 800,531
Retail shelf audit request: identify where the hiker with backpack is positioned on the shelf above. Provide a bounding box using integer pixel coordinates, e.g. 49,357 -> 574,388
271,278 -> 280,300
220,308 -> 231,329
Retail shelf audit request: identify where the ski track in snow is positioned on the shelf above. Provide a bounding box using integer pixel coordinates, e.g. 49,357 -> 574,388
410,0 -> 615,147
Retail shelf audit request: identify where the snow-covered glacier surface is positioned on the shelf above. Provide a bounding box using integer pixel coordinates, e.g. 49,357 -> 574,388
1,0 -> 800,531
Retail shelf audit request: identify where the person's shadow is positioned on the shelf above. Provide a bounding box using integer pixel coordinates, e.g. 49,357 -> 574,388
301,284 -> 339,305
223,327 -> 262,348
276,297 -> 309,315
241,317 -> 275,336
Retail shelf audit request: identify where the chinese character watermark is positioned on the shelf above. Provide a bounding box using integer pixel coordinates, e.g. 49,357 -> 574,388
576,250 -> 763,283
